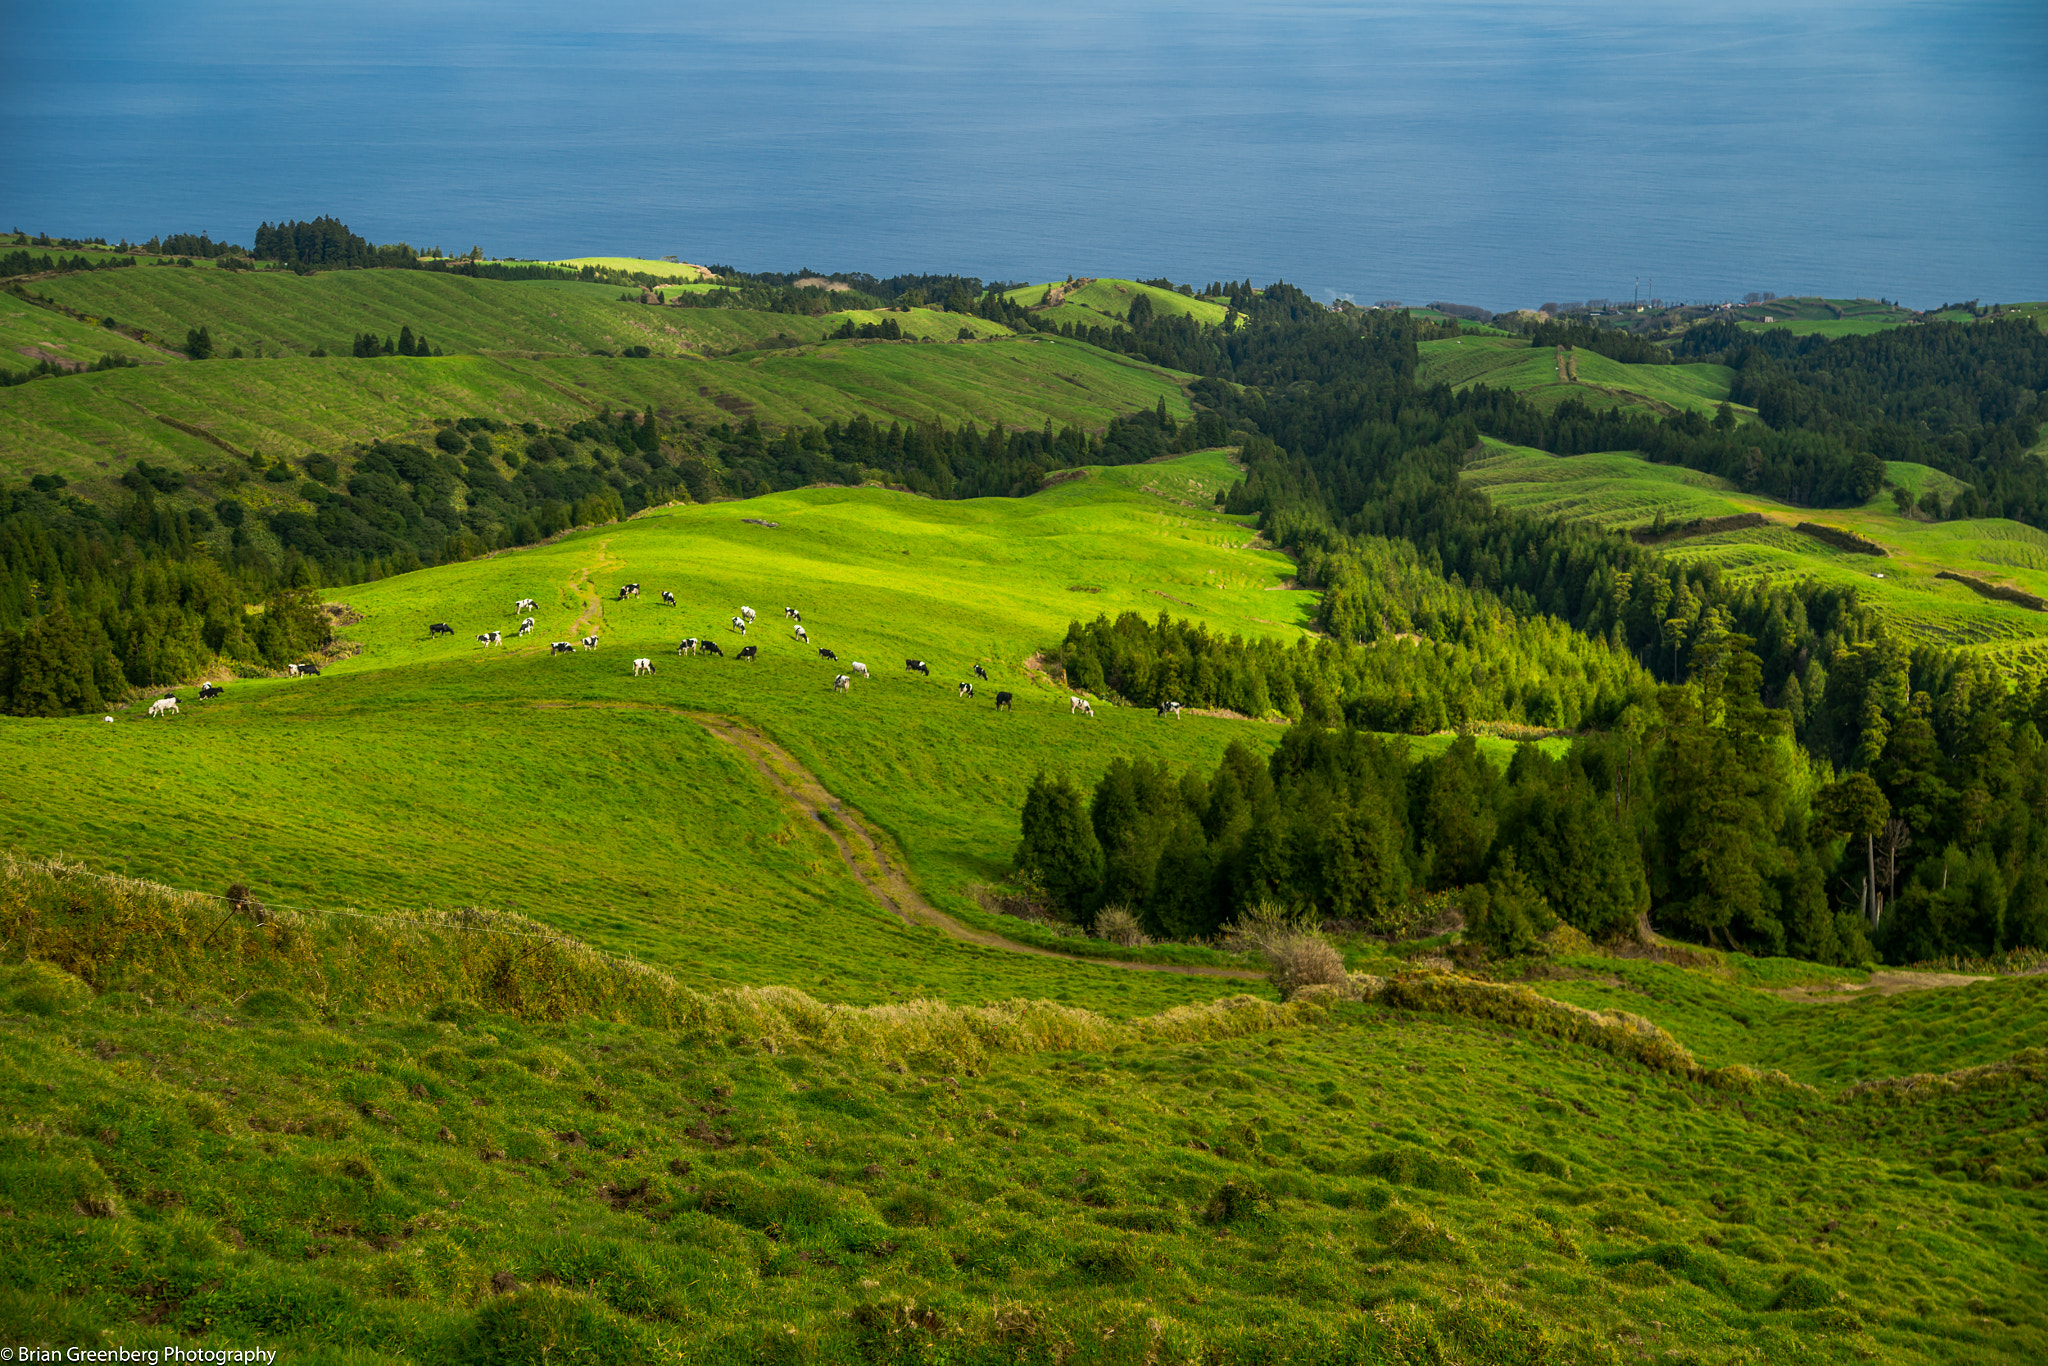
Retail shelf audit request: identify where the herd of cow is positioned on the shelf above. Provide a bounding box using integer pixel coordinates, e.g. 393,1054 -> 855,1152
123,666 -> 313,722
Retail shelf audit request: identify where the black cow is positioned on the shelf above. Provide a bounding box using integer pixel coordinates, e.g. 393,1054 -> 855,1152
700,640 -> 725,657
736,645 -> 759,662
994,691 -> 1013,711
429,622 -> 454,637
958,682 -> 974,698
905,659 -> 929,676
818,647 -> 837,661
198,683 -> 224,699
973,664 -> 989,681
296,662 -> 322,677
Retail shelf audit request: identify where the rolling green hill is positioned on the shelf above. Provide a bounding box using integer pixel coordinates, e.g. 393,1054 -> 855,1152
1723,297 -> 1920,337
1463,441 -> 2048,654
1417,335 -> 1744,419
999,278 -> 1233,333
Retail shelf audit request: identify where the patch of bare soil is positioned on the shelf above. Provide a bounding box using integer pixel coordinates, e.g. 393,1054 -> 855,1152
1769,969 -> 1991,1001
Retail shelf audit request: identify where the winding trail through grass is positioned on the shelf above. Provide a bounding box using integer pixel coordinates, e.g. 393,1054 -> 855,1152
686,711 -> 1264,981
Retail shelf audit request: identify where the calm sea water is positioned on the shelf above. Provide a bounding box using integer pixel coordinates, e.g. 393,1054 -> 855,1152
2,1 -> 2041,310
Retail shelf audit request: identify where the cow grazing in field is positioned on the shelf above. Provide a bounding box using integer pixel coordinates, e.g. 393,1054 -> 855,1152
833,674 -> 851,692
518,618 -> 535,636
198,683 -> 224,700
973,664 -> 989,681
730,616 -> 748,635
700,640 -> 725,657
905,659 -> 929,676
551,641 -> 575,654
1157,701 -> 1184,718
994,691 -> 1014,711
624,583 -> 641,596
793,624 -> 808,643
285,663 -> 300,677
581,635 -> 600,651
1070,697 -> 1095,717
632,658 -> 655,676
678,638 -> 699,655
103,716 -> 113,724
297,662 -> 322,677
739,605 -> 757,623
851,661 -> 869,678
736,645 -> 759,662
477,631 -> 501,648
784,607 -> 800,620
429,622 -> 454,637
148,697 -> 179,718
661,590 -> 675,606
514,597 -> 537,614
958,682 -> 974,698
818,647 -> 837,661
616,587 -> 633,602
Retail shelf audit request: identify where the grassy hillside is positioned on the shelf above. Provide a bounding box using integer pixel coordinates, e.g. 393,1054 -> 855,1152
1723,297 -> 1920,337
1,335 -> 1194,499
999,279 -> 1233,332
1463,441 -> 2048,653
1417,335 -> 1744,419
0,452 -> 1313,1008
541,256 -> 713,281
0,861 -> 2040,1364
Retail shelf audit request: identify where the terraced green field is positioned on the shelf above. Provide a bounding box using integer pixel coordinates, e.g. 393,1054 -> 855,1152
1417,335 -> 1743,418
1463,441 -> 2048,654
1,334 -> 1194,498
1724,297 -> 1921,337
0,451 -> 1308,1010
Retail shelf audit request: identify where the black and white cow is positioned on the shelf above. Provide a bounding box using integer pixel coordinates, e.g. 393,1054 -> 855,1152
700,640 -> 725,657
730,616 -> 748,635
616,587 -> 634,602
429,622 -> 454,637
297,662 -> 321,677
818,647 -> 837,661
736,644 -> 759,662
632,658 -> 655,675
793,624 -> 808,643
833,674 -> 851,692
477,630 -> 501,647
905,659 -> 929,676
1070,696 -> 1095,717
581,635 -> 600,651
678,638 -> 699,655
784,606 -> 800,619
514,597 -> 537,614
517,618 -> 535,636
850,661 -> 869,678
973,664 -> 989,681
624,583 -> 641,596
551,641 -> 575,654
660,590 -> 676,606
198,683 -> 224,700
994,691 -> 1014,711
958,681 -> 974,698
1157,700 -> 1184,719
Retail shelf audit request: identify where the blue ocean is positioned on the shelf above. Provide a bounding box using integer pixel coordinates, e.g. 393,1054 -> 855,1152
2,0 -> 2041,309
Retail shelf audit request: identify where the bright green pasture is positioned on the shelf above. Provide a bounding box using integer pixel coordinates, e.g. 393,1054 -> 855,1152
0,453 -> 1305,1006
0,336 -> 1195,496
0,289 -> 174,369
1726,297 -> 1921,337
1417,335 -> 1740,418
1000,278 -> 1233,330
540,255 -> 713,280
1463,442 -> 2048,652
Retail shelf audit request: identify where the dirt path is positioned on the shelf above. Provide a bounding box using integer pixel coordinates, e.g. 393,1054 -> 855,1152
568,538 -> 623,640
1770,969 -> 1991,1001
685,712 -> 1263,980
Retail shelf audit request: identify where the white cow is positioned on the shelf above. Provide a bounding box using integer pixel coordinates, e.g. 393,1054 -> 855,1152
148,698 -> 179,718
1070,697 -> 1095,717
738,605 -> 757,623
632,658 -> 654,676
833,674 -> 851,691
850,661 -> 870,679
793,624 -> 808,642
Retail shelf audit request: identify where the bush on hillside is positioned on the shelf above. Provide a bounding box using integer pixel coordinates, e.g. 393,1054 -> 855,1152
1092,905 -> 1150,947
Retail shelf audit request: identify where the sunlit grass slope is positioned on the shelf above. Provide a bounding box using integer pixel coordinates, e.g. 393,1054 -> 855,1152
0,335 -> 1194,493
1417,334 -> 1743,418
0,864 -> 2041,1364
1726,297 -> 1921,337
0,289 -> 173,368
1463,441 -> 2048,654
0,452 -> 1304,1009
999,278 -> 1233,332
540,255 -> 712,280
